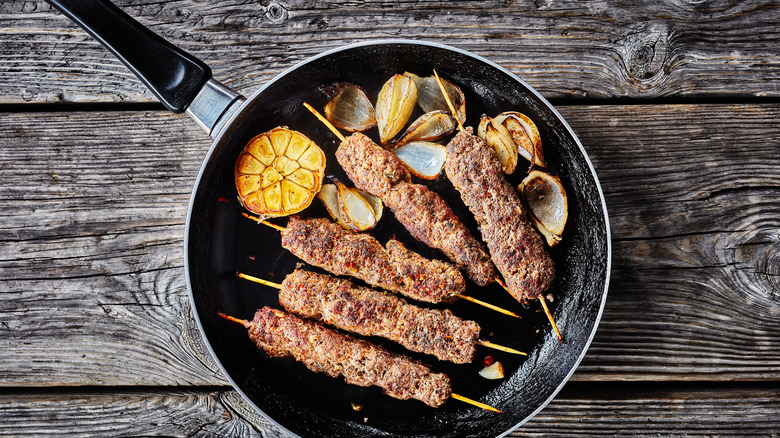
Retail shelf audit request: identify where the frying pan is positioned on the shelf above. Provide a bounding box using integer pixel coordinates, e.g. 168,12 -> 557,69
47,1 -> 611,436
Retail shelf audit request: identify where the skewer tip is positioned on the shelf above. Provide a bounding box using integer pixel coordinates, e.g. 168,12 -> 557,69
237,272 -> 283,290
457,294 -> 521,319
451,393 -> 501,413
303,102 -> 346,142
477,340 -> 527,356
240,212 -> 287,232
539,295 -> 564,343
218,312 -> 249,327
495,277 -> 563,342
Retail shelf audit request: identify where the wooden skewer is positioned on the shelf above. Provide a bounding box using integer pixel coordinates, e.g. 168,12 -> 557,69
238,271 -> 526,356
241,212 -> 285,231
240,212 -> 521,319
218,312 -> 501,413
495,277 -> 563,343
303,102 -> 346,142
433,69 -> 466,132
476,340 -> 527,356
456,294 -> 521,319
450,393 -> 501,413
538,294 -> 563,343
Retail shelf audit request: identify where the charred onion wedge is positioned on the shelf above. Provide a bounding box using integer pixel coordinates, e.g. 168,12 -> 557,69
322,82 -> 377,132
376,74 -> 417,146
389,110 -> 456,149
477,115 -> 519,174
519,170 -> 568,247
392,141 -> 447,180
494,111 -> 545,168
318,180 -> 383,231
407,72 -> 466,124
235,127 -> 326,218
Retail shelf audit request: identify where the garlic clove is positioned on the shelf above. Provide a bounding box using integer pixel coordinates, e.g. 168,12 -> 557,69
392,141 -> 446,180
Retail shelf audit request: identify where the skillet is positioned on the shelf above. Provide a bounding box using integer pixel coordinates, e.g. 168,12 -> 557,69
47,1 -> 611,436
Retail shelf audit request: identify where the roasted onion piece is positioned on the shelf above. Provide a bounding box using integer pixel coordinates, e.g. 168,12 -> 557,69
337,180 -> 378,231
407,73 -> 466,124
392,141 -> 446,180
389,110 -> 456,149
477,115 -> 518,174
376,74 -> 417,146
519,170 -> 568,247
494,111 -> 545,168
317,183 -> 349,228
322,82 -> 376,132
318,180 -> 383,231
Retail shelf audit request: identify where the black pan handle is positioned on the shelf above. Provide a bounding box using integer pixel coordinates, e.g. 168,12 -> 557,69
46,0 -> 211,113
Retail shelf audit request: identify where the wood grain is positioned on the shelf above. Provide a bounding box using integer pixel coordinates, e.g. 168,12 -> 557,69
0,389 -> 285,437
0,103 -> 777,388
0,112 -> 224,386
2,0 -> 778,104
0,385 -> 776,437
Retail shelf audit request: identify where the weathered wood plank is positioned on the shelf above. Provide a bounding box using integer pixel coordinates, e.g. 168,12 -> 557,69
514,385 -> 780,437
0,104 -> 777,387
0,388 -> 286,437
2,0 -> 778,104
0,385 -> 777,437
0,112 -> 225,386
558,103 -> 780,380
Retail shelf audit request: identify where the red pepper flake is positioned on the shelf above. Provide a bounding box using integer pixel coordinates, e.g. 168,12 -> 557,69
217,195 -> 231,203
483,355 -> 495,367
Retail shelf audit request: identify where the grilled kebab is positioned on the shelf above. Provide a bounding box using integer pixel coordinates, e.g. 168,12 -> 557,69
225,307 -> 452,407
278,269 -> 480,363
335,132 -> 498,287
444,128 -> 555,301
280,215 -> 465,303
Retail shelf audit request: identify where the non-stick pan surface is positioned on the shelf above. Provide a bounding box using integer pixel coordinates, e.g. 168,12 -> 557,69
185,41 -> 610,437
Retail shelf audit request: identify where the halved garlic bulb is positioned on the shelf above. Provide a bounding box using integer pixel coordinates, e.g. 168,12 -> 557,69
376,74 -> 417,146
389,110 -> 456,149
336,180 -> 378,231
519,170 -> 568,247
495,111 -> 544,167
407,73 -> 466,124
392,141 -> 446,180
477,115 -> 518,174
322,82 -> 376,132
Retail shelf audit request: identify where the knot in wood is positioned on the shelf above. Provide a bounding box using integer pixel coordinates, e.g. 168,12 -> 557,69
623,25 -> 669,83
264,2 -> 289,23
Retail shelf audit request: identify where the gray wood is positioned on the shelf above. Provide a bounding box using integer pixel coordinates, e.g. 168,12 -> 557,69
0,386 -> 777,437
2,0 -> 778,104
0,104 -> 777,388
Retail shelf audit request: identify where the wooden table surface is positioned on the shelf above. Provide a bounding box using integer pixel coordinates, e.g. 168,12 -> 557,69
1,1 -> 779,436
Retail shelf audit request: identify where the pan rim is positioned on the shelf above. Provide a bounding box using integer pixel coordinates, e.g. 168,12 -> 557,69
184,38 -> 611,437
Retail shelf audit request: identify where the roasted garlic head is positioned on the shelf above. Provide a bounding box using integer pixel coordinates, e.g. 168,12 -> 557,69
235,127 -> 326,219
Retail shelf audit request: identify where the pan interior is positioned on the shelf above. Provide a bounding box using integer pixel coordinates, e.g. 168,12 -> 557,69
186,41 -> 609,438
